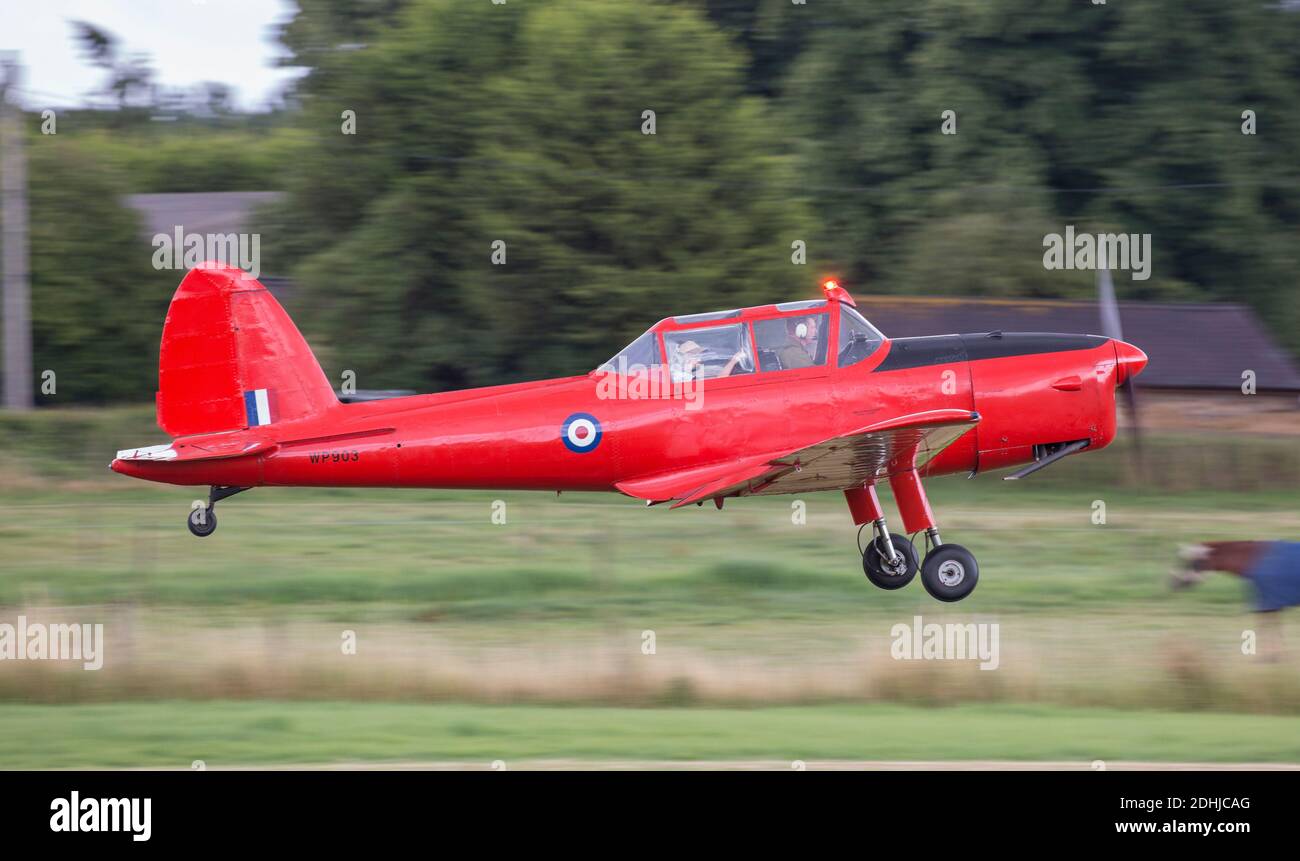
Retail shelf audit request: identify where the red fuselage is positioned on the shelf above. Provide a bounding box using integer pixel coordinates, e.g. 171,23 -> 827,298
112,331 -> 1145,492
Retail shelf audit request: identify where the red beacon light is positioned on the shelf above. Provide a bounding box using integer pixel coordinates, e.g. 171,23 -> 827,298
821,278 -> 856,307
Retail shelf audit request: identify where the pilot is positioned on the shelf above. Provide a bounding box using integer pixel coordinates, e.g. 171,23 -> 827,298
670,340 -> 705,382
671,339 -> 749,382
776,317 -> 818,369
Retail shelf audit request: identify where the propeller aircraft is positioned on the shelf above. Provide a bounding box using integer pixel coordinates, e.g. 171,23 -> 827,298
112,265 -> 1147,601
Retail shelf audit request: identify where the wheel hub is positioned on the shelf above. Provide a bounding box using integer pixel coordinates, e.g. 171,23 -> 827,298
876,542 -> 908,577
937,559 -> 965,586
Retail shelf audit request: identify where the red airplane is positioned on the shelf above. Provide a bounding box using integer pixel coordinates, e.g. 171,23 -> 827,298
112,264 -> 1147,602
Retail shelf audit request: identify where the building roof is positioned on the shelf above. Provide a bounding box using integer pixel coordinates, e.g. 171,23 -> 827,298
126,191 -> 290,292
856,295 -> 1300,392
126,191 -> 284,239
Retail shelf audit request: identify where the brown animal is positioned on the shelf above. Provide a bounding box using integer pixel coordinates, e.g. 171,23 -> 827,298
1171,540 -> 1300,658
1170,542 -> 1268,589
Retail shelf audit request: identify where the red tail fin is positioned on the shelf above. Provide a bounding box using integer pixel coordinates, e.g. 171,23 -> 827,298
156,264 -> 336,438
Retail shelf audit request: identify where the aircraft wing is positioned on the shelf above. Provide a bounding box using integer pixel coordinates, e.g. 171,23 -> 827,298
615,409 -> 979,507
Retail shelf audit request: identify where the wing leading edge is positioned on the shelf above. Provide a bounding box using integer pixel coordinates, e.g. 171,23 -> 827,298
615,409 -> 980,508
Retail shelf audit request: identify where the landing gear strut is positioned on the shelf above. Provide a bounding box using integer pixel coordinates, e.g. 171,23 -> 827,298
186,485 -> 250,537
845,473 -> 980,602
848,485 -> 918,590
860,521 -> 918,589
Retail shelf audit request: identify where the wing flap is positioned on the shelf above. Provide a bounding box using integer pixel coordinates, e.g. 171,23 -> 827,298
735,408 -> 979,500
615,453 -> 774,504
621,409 -> 979,508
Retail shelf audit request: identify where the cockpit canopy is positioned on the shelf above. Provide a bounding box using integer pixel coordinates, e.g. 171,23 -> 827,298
597,298 -> 885,380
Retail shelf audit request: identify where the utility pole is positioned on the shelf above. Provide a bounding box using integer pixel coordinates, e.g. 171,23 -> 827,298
1,52 -> 33,410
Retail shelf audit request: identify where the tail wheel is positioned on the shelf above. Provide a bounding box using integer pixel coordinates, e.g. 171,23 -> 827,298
187,506 -> 217,537
920,544 -> 978,602
862,534 -> 918,589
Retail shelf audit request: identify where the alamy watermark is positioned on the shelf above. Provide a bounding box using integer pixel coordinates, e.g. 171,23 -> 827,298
152,226 -> 261,279
890,615 -> 999,671
595,357 -> 704,410
50,792 -> 150,842
1043,226 -> 1151,281
0,615 -> 104,670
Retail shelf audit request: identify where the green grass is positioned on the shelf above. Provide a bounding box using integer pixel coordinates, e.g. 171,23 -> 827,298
1,407 -> 1293,618
1,406 -> 1297,732
0,477 -> 1290,617
2,700 -> 1298,768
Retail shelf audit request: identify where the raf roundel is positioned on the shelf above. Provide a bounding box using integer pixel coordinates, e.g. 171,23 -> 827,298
561,413 -> 603,453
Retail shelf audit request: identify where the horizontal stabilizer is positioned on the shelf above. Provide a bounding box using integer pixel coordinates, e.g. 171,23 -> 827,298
116,435 -> 277,463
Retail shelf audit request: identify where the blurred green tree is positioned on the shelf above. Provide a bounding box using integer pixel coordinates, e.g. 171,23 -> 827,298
71,20 -> 155,114
687,0 -> 818,97
784,0 -> 1300,346
23,0 -> 1299,406
26,139 -> 172,403
267,0 -> 810,389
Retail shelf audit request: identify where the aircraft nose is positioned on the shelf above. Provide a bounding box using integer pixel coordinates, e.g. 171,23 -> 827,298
1113,339 -> 1148,384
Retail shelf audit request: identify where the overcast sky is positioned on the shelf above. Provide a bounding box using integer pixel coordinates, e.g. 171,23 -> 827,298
0,0 -> 305,110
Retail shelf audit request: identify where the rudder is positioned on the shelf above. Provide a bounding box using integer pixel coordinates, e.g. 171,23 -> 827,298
157,264 -> 337,437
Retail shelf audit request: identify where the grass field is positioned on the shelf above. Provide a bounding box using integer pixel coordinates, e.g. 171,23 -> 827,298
0,407 -> 1297,767
1,470 -> 1295,615
4,701 -> 1300,769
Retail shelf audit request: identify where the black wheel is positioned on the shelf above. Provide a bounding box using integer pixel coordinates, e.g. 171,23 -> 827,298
862,534 -> 918,589
920,544 -> 979,602
187,506 -> 217,537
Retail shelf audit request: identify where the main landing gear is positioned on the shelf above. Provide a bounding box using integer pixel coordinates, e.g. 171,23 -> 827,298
846,471 -> 979,602
860,525 -> 918,589
186,485 -> 250,537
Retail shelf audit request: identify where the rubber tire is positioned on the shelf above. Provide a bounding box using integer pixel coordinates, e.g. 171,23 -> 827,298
920,544 -> 979,602
187,506 -> 217,538
862,534 -> 919,589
